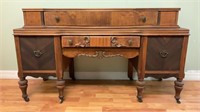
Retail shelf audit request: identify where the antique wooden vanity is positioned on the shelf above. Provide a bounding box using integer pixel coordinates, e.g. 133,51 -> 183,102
13,8 -> 189,103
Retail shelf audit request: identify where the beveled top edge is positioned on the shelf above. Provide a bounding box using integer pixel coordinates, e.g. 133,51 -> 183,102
22,8 -> 181,11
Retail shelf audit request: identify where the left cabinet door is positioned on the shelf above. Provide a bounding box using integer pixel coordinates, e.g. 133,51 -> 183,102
19,36 -> 56,70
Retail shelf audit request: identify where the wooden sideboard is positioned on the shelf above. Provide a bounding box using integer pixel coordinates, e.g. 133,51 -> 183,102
13,8 -> 189,103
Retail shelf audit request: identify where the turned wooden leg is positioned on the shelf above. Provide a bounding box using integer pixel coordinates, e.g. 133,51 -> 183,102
136,80 -> 145,102
174,79 -> 184,104
128,59 -> 133,80
18,77 -> 29,102
69,58 -> 75,80
56,80 -> 65,103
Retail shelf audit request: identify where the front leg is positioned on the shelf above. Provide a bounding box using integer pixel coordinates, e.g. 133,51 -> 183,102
136,80 -> 145,102
18,77 -> 29,102
56,80 -> 65,103
174,79 -> 184,104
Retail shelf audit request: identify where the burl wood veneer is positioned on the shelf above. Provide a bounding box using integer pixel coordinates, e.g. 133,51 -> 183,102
13,8 -> 189,103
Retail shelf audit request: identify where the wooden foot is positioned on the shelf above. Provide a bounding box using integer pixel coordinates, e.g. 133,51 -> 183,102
136,80 -> 145,103
128,59 -> 133,80
137,96 -> 143,102
56,80 -> 65,103
18,78 -> 29,102
69,58 -> 75,80
174,80 -> 184,104
59,96 -> 64,103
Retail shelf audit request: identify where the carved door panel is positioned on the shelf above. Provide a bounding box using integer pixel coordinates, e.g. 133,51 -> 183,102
146,37 -> 183,71
19,37 -> 56,70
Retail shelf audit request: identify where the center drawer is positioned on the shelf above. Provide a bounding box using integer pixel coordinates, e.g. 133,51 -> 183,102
62,36 -> 140,48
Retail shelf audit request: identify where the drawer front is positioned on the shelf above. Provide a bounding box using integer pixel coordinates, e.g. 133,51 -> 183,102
62,36 -> 140,48
44,11 -> 158,26
146,37 -> 183,71
20,37 -> 56,70
111,11 -> 158,26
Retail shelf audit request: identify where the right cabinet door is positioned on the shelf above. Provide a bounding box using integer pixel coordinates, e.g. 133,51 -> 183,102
146,36 -> 183,71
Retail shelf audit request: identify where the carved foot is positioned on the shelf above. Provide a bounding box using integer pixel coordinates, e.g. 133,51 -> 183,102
57,80 -> 65,103
23,95 -> 30,102
137,96 -> 143,102
59,96 -> 64,103
18,79 -> 29,102
176,98 -> 181,104
136,80 -> 145,103
174,80 -> 184,104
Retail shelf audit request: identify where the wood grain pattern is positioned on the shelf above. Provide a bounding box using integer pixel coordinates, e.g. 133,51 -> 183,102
0,79 -> 199,112
146,36 -> 183,71
62,36 -> 140,47
23,8 -> 180,27
23,11 -> 43,26
160,12 -> 178,26
20,37 -> 55,70
44,11 -> 158,26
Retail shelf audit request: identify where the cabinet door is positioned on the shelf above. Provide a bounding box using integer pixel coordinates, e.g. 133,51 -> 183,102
20,37 -> 56,70
146,37 -> 183,71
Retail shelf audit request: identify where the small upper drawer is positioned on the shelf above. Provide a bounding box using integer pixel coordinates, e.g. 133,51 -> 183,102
62,36 -> 140,48
44,11 -> 158,26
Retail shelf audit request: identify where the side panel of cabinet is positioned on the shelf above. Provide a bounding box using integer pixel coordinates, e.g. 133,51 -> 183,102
146,37 -> 183,71
19,37 -> 56,70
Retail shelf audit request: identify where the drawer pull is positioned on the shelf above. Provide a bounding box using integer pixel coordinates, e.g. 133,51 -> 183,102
140,16 -> 146,23
68,39 -> 73,46
55,16 -> 60,23
33,50 -> 44,58
160,50 -> 168,58
84,36 -> 90,43
111,36 -> 123,47
75,36 -> 90,47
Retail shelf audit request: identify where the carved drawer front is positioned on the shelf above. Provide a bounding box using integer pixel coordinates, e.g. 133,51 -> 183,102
44,11 -> 158,26
62,36 -> 140,48
19,37 -> 56,70
146,37 -> 183,71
